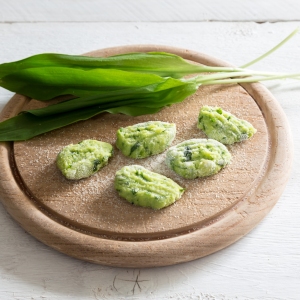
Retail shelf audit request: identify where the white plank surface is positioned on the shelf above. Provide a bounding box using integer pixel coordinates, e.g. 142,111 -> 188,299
0,21 -> 300,300
0,0 -> 300,22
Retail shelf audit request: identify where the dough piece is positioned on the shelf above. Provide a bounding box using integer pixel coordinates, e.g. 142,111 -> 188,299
56,139 -> 113,180
166,138 -> 231,179
197,105 -> 257,144
114,165 -> 185,210
116,121 -> 176,159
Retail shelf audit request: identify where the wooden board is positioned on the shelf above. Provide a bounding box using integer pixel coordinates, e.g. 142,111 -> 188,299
0,45 -> 293,267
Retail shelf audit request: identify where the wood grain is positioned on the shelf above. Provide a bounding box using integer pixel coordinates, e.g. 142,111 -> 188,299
1,0 -> 299,22
0,45 -> 293,267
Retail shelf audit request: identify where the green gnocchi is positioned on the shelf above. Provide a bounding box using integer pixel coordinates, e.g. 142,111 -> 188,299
197,105 -> 257,144
114,165 -> 185,210
56,139 -> 113,180
116,121 -> 176,159
166,138 -> 231,179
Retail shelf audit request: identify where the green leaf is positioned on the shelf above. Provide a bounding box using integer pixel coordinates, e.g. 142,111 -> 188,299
26,77 -> 196,116
0,104 -> 166,141
0,67 -> 168,100
0,52 -> 235,79
0,78 -> 198,141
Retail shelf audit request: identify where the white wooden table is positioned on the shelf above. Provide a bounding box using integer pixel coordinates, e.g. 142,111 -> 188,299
0,1 -> 299,299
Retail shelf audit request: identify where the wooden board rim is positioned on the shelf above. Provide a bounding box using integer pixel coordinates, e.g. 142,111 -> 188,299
0,45 -> 293,267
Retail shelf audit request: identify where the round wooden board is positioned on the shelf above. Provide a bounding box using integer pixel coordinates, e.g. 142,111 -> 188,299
0,45 -> 293,268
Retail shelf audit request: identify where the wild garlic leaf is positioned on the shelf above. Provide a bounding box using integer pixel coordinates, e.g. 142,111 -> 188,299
0,78 -> 198,141
0,51 -> 234,79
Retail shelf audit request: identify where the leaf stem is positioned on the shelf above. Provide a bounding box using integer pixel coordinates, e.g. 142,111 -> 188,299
189,70 -> 300,85
240,28 -> 299,68
200,72 -> 300,86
